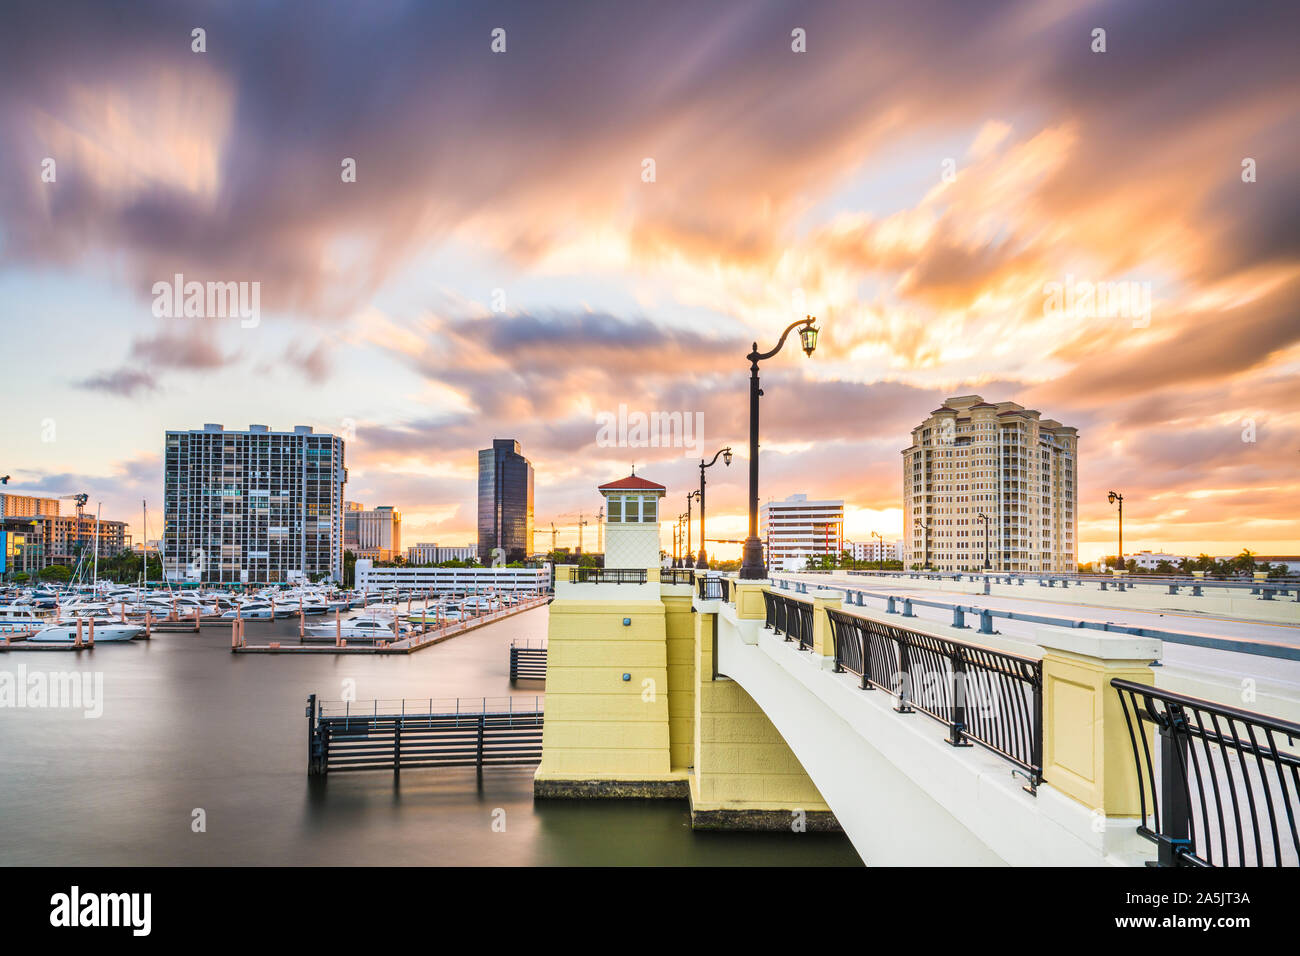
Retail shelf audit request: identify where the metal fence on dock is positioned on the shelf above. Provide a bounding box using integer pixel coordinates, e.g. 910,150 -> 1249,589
307,694 -> 544,776
509,640 -> 547,682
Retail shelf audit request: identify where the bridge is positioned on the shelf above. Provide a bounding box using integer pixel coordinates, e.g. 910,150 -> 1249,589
535,564 -> 1300,866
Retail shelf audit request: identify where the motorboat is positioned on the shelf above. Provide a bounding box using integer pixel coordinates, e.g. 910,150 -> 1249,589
27,619 -> 144,642
0,606 -> 49,634
303,616 -> 414,640
220,602 -> 275,620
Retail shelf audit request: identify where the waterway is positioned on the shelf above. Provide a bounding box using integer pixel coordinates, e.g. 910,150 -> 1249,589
0,607 -> 859,866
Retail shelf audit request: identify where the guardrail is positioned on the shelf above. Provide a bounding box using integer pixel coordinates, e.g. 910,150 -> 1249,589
827,607 -> 1043,792
779,579 -> 1300,663
1111,679 -> 1300,866
828,569 -> 1300,600
568,568 -> 647,584
662,569 -> 696,585
763,590 -> 814,650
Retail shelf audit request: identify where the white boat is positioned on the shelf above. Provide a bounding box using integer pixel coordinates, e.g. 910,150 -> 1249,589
303,616 -> 414,640
27,620 -> 143,643
0,606 -> 49,634
220,603 -> 275,620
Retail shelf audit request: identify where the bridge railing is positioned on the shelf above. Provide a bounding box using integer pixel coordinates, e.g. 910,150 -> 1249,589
764,590 -> 814,650
696,575 -> 730,601
662,569 -> 696,585
1112,679 -> 1300,867
827,607 -> 1043,790
568,567 -> 648,584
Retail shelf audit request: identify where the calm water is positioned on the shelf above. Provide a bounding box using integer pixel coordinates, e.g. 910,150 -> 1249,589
0,607 -> 859,866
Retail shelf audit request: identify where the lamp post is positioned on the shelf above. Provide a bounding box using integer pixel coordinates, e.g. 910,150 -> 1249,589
684,490 -> 699,567
915,517 -> 931,571
671,517 -> 679,567
695,447 -> 732,570
740,316 -> 820,579
1107,491 -> 1124,571
977,512 -> 991,570
677,513 -> 688,568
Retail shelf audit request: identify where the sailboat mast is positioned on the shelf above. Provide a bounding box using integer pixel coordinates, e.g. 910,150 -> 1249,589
93,501 -> 101,589
141,499 -> 147,594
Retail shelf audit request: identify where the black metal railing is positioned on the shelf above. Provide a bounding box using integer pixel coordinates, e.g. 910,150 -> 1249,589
1112,679 -> 1300,867
697,575 -> 722,600
509,640 -> 547,683
764,590 -> 814,650
662,569 -> 696,585
826,608 -> 1043,790
568,567 -> 647,584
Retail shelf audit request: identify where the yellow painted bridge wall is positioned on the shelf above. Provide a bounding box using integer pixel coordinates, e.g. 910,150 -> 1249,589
690,610 -> 832,816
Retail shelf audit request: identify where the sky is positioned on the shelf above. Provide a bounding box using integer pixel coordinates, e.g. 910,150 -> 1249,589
1,0 -> 1297,563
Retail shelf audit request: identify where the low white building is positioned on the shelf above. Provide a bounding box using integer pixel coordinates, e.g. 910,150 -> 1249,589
406,542 -> 477,565
355,560 -> 550,593
1120,550 -> 1184,570
848,539 -> 903,563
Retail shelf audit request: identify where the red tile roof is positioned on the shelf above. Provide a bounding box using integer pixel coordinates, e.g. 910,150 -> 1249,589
598,474 -> 667,492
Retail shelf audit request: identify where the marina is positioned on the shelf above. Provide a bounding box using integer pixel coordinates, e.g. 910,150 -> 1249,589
0,602 -> 859,866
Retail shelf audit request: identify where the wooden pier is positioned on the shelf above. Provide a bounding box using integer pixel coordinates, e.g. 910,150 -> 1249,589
307,694 -> 544,775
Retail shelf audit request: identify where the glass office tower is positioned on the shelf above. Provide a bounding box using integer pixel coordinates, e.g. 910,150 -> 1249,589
477,439 -> 534,564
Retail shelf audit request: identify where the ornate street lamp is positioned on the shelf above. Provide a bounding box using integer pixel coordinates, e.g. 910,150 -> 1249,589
684,490 -> 700,567
695,447 -> 732,570
1107,491 -> 1124,571
676,513 -> 688,568
739,316 -> 820,579
976,512 -> 991,570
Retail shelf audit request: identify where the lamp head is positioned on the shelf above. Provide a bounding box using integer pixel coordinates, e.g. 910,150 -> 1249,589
799,317 -> 819,357
1108,491 -> 1117,504
722,447 -> 733,467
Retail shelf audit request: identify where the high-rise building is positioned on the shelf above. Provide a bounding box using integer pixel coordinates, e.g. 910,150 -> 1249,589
477,439 -> 534,564
343,503 -> 402,561
902,395 -> 1077,572
759,494 -> 844,573
163,423 -> 347,584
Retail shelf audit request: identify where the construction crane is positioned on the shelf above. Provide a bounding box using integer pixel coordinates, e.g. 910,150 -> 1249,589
58,493 -> 90,554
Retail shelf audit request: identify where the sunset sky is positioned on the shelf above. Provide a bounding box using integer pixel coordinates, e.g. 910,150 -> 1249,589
1,0 -> 1297,563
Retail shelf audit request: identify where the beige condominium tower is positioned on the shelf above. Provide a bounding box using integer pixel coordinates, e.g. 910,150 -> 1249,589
902,396 -> 1077,572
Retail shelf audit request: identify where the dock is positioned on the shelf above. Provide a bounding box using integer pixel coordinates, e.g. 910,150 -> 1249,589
234,595 -> 550,654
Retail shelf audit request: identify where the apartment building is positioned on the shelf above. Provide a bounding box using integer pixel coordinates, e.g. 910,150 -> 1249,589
759,494 -> 844,573
0,492 -> 62,518
902,396 -> 1077,572
163,424 -> 347,584
343,503 -> 402,562
848,539 -> 903,563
